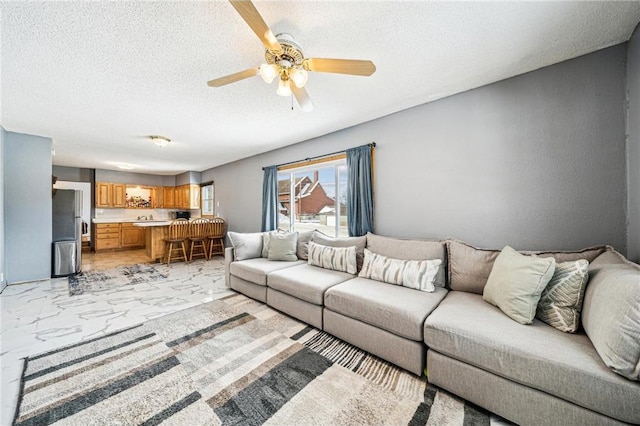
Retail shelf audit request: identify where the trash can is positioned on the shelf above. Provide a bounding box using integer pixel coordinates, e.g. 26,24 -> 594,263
52,240 -> 77,277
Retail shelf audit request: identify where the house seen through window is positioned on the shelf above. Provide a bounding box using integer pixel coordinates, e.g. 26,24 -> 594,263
277,159 -> 348,237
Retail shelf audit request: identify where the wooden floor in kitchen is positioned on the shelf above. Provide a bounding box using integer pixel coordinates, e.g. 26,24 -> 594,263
82,248 -> 156,272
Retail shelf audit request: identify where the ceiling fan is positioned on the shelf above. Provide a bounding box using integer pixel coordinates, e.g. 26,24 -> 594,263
207,0 -> 376,112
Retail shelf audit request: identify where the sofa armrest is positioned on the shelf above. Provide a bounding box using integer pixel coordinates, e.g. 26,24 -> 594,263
225,246 -> 235,287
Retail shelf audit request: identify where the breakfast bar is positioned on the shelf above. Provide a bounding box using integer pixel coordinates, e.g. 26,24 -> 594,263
133,221 -> 171,261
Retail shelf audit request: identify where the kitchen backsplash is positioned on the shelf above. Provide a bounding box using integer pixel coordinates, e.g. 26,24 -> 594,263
94,208 -> 200,221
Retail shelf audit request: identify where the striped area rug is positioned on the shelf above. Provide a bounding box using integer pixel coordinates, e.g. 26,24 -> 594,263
13,294 -> 505,426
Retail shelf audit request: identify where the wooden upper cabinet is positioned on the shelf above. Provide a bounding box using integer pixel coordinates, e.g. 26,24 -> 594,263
151,187 -> 163,208
163,186 -> 175,208
112,184 -> 126,207
96,182 -> 127,208
96,182 -> 112,207
189,184 -> 201,209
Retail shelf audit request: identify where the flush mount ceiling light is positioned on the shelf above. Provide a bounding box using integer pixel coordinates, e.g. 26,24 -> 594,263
116,163 -> 135,170
206,1 -> 376,112
150,135 -> 170,147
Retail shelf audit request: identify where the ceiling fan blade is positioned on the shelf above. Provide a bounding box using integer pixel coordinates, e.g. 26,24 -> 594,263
229,0 -> 282,53
291,85 -> 315,112
303,58 -> 376,76
207,68 -> 259,87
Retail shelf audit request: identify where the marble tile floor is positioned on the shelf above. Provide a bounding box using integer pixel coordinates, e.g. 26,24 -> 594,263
0,256 -> 233,425
82,248 -> 156,272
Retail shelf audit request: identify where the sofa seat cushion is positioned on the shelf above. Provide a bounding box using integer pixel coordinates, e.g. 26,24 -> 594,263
324,277 -> 448,341
424,291 -> 640,424
267,264 -> 355,305
229,258 -> 305,286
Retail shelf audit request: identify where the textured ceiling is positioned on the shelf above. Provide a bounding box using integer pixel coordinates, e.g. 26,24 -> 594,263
2,1 -> 639,175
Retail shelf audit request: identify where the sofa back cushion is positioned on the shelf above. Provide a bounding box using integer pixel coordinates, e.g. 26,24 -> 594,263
312,231 -> 366,271
365,233 -> 446,287
582,248 -> 640,381
447,239 -> 607,294
228,232 -> 263,261
307,241 -> 357,274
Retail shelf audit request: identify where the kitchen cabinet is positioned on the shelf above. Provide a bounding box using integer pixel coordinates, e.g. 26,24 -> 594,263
95,182 -> 126,208
174,184 -> 200,209
94,222 -> 145,251
151,187 -> 163,208
120,223 -> 145,248
94,223 -> 121,250
163,186 -> 175,208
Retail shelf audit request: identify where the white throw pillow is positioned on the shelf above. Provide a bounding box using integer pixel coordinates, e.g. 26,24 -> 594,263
228,232 -> 263,261
482,246 -> 556,325
307,241 -> 357,274
359,248 -> 441,292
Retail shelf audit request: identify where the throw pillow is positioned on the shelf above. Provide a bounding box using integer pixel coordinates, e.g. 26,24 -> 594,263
359,248 -> 441,292
447,239 -> 606,294
307,241 -> 357,274
535,259 -> 589,333
261,231 -> 277,258
482,246 -> 556,325
365,233 -> 447,288
312,231 -> 366,271
297,230 -> 314,260
267,232 -> 298,262
228,232 -> 263,261
582,248 -> 640,381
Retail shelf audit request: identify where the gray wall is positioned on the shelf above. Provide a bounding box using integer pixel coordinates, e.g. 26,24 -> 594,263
94,169 -> 180,187
202,44 -> 628,253
627,25 -> 640,263
0,127 -> 6,291
53,165 -> 93,183
5,131 -> 53,283
175,171 -> 202,186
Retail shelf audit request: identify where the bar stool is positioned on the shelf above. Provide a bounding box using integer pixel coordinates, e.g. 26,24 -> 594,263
164,219 -> 189,265
208,217 -> 227,258
188,218 -> 209,261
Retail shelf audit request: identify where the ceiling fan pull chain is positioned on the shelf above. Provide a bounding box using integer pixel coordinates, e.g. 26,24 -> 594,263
291,93 -> 294,111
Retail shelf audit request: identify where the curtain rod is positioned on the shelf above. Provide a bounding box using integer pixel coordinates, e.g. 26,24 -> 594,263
262,142 -> 376,170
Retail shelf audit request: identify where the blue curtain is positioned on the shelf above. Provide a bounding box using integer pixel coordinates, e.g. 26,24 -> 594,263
346,145 -> 374,236
261,166 -> 278,232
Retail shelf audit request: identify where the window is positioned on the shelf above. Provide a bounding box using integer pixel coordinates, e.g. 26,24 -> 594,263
201,183 -> 214,216
277,159 -> 348,237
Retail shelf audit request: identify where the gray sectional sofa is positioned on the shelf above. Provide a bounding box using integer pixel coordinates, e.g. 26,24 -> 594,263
225,231 -> 640,426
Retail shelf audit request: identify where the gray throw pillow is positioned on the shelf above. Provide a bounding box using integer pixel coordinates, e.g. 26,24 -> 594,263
483,246 -> 556,325
536,259 -> 589,333
267,232 -> 298,262
359,248 -> 441,292
297,230 -> 314,260
228,232 -> 263,261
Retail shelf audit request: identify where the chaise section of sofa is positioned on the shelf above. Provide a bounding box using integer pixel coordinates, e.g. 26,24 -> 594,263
425,243 -> 640,426
424,291 -> 639,425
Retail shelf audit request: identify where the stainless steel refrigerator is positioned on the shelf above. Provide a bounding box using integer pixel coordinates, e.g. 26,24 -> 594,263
52,189 -> 83,277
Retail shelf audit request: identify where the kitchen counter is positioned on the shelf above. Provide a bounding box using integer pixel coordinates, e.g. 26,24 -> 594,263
132,221 -> 171,227
92,218 -> 171,224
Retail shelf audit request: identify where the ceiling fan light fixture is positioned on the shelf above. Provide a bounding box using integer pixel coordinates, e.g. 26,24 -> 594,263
150,135 -> 170,147
290,68 -> 308,88
276,78 -> 292,97
259,63 -> 278,83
